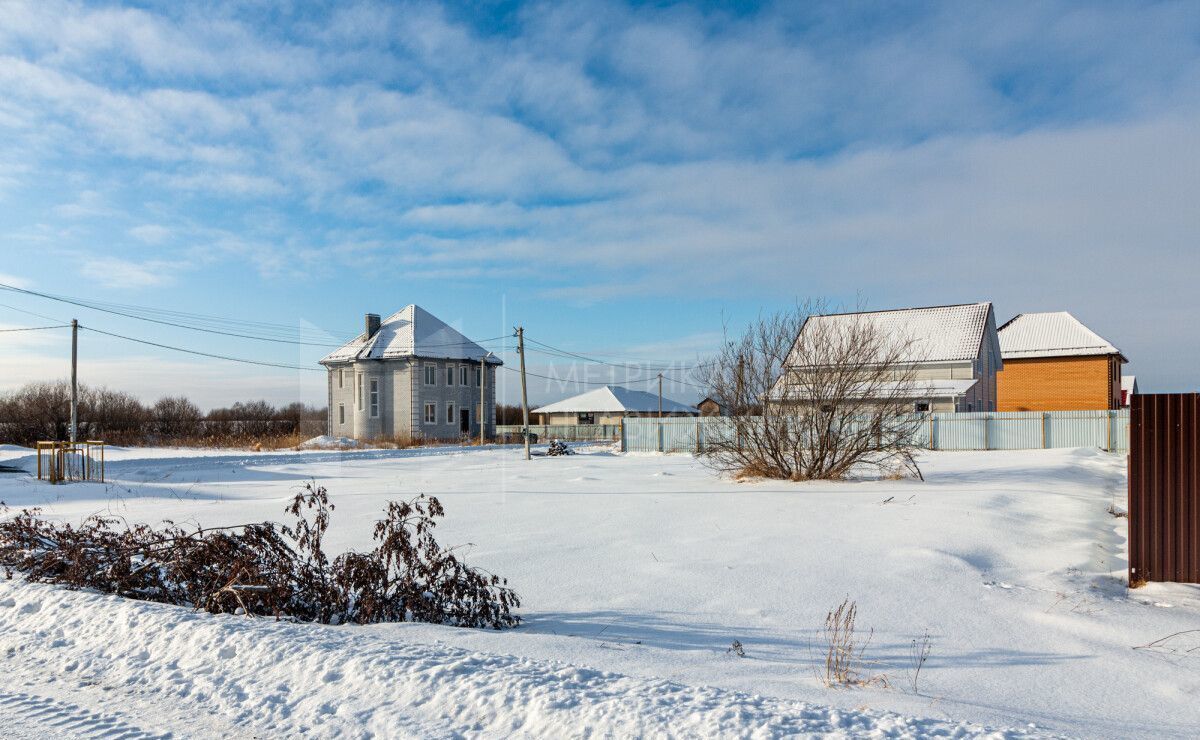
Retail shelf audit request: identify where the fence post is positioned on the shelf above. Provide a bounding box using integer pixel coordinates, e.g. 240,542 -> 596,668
984,413 -> 991,450
928,413 -> 934,450
1106,410 -> 1112,452
695,417 -> 701,453
1042,413 -> 1048,449
620,418 -> 626,452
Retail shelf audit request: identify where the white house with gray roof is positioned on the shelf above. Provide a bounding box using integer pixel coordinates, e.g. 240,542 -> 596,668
533,385 -> 698,425
320,306 -> 502,441
775,302 -> 1003,413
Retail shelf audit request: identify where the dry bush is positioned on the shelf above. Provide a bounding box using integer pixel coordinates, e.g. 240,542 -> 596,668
819,597 -> 888,688
908,629 -> 932,693
0,483 -> 519,629
694,300 -> 926,482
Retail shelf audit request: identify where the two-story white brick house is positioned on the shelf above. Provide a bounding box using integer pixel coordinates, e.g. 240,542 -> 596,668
320,305 -> 502,441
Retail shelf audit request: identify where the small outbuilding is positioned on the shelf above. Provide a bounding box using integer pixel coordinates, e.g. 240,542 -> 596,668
697,397 -> 726,416
1121,375 -> 1139,407
996,311 -> 1126,411
533,385 -> 698,425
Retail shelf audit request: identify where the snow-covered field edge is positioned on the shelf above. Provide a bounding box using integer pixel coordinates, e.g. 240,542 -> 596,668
0,580 -> 1055,739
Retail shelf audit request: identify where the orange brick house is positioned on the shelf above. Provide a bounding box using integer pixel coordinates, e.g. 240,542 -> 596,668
996,312 -> 1127,411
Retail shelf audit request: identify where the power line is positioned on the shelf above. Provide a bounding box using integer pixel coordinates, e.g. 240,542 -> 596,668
0,282 -> 344,347
498,364 -> 705,391
0,300 -> 68,324
80,325 -> 324,372
0,324 -> 71,332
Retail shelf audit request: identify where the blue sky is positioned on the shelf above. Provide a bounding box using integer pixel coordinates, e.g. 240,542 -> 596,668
0,0 -> 1197,408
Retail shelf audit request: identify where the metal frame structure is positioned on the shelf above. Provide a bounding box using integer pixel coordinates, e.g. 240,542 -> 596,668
35,440 -> 106,484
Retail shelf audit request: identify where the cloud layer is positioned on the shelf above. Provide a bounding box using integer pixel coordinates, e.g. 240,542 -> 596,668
0,0 -> 1198,394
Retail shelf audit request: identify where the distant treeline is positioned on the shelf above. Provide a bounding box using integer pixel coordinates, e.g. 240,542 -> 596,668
0,381 -> 326,446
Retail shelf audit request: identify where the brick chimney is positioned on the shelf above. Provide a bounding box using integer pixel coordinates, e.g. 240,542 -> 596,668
365,313 -> 381,339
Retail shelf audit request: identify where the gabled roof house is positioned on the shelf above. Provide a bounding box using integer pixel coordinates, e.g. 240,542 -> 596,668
776,302 -> 1003,413
996,311 -> 1126,411
321,306 -> 502,441
533,385 -> 698,425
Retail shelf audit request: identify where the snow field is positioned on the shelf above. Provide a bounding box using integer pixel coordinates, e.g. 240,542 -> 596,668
0,444 -> 1196,737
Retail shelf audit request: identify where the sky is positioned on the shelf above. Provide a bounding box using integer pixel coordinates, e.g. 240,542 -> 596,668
0,0 -> 1197,409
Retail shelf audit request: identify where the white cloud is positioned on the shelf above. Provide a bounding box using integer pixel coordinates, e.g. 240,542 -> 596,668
0,272 -> 33,290
80,257 -> 180,289
128,224 -> 171,245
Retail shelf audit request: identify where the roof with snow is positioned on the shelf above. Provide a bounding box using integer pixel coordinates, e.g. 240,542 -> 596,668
320,305 -> 502,365
771,378 -> 979,401
793,302 -> 995,364
998,312 -> 1124,361
1122,375 -> 1138,395
533,386 -> 698,415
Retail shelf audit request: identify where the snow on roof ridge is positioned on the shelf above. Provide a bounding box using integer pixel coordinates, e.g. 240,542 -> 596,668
998,311 -> 1122,360
533,385 -> 697,414
320,305 -> 501,365
796,302 -> 993,364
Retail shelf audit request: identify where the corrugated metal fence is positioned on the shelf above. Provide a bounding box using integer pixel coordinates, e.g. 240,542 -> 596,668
495,424 -> 622,442
618,410 -> 1130,453
1128,394 -> 1199,584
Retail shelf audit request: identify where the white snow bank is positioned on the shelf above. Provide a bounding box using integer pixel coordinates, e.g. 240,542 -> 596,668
297,435 -> 360,450
0,581 -> 1048,738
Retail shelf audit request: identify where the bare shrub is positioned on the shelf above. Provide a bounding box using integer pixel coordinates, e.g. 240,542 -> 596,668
0,483 -> 519,629
695,299 -> 926,481
908,629 -> 932,693
819,597 -> 887,687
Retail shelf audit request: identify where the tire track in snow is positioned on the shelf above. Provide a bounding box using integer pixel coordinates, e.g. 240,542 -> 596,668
0,690 -> 168,739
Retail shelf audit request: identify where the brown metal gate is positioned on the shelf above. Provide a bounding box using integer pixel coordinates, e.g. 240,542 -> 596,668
1128,393 -> 1199,584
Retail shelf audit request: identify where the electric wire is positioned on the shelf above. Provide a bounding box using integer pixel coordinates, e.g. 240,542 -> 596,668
80,325 -> 324,372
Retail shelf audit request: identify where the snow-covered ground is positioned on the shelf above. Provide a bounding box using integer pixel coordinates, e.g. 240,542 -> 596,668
0,444 -> 1196,738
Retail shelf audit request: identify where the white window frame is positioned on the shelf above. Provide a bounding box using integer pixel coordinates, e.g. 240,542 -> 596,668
369,378 -> 379,418
424,364 -> 437,386
446,402 -> 456,424
356,374 -> 363,410
459,365 -> 468,386
446,366 -> 455,386
913,401 -> 930,413
424,402 -> 437,424
338,368 -> 344,388
474,366 -> 481,386
338,403 -> 345,425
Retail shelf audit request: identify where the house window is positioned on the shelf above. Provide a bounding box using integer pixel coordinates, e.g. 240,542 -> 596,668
338,404 -> 345,425
459,366 -> 468,386
578,412 -> 595,425
424,364 -> 436,385
474,367 -> 481,386
424,402 -> 437,424
446,402 -> 456,424
338,368 -> 344,388
913,401 -> 930,413
356,374 -> 363,410
369,378 -> 379,418
446,366 -> 455,386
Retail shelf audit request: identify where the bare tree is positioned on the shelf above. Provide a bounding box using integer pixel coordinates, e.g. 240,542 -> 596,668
152,396 -> 204,439
694,299 -> 926,481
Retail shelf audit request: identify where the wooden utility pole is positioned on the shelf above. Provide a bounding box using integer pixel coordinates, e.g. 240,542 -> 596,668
70,318 -> 78,444
479,353 -> 487,446
735,354 -> 745,414
516,327 -> 530,460
657,372 -> 664,452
